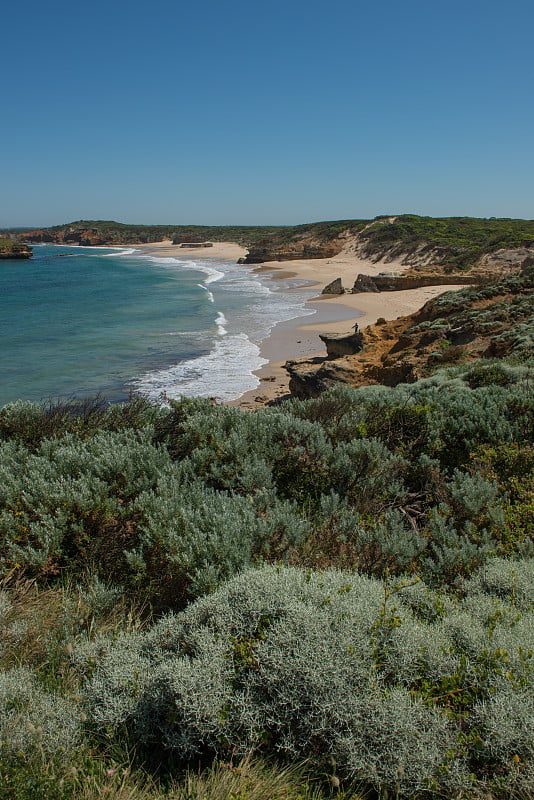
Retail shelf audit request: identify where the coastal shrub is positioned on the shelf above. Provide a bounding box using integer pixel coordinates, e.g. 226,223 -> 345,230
462,556 -> 534,609
131,476 -> 309,601
1,363 -> 534,601
0,396 -> 162,449
75,561 -> 534,797
0,666 -> 80,759
155,399 -> 334,503
0,425 -> 311,602
473,443 -> 534,549
329,438 -> 406,509
421,506 -> 499,584
464,359 -> 516,388
300,365 -> 534,467
0,428 -> 171,579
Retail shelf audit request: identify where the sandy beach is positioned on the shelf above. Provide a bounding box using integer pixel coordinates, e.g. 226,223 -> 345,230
133,240 -> 249,261
136,241 -> 466,407
233,247 -> 467,406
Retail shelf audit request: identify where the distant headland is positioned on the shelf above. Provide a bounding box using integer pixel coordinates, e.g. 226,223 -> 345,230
0,237 -> 32,259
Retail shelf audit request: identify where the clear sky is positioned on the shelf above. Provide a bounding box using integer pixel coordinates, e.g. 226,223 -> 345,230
2,0 -> 533,226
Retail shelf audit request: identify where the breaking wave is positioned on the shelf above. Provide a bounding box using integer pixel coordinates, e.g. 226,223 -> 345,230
132,334 -> 268,403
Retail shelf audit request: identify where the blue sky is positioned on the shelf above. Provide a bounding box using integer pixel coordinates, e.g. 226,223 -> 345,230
2,0 -> 533,226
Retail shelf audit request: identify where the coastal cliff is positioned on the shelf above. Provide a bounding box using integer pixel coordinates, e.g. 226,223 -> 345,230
0,238 -> 32,259
17,221 -> 289,247
242,238 -> 345,263
286,257 -> 534,398
17,222 -> 176,246
351,272 -> 482,292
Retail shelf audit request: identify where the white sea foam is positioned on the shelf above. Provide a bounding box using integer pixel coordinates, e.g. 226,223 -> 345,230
143,255 -> 224,284
218,276 -> 272,296
52,245 -> 139,255
132,334 -> 268,403
126,252 -> 317,403
101,248 -> 139,257
204,267 -> 224,284
215,312 -> 228,336
198,284 -> 215,302
143,256 -> 186,265
178,260 -> 225,284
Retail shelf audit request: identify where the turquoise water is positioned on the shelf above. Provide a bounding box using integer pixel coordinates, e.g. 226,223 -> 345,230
0,245 -> 315,405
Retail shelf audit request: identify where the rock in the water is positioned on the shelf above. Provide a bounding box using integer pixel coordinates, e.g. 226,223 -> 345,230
321,277 -> 344,295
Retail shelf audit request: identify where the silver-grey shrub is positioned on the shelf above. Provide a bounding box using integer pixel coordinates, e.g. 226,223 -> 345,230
0,424 -> 310,601
0,666 -> 80,759
131,475 -> 309,598
76,561 -> 534,796
0,428 -> 171,575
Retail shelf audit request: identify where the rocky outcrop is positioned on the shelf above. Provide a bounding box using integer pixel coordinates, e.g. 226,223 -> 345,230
318,330 -> 364,358
243,240 -> 343,264
352,273 -> 481,293
286,350 -> 421,400
321,277 -> 344,295
0,239 -> 32,259
478,247 -> 534,272
285,328 -> 364,397
21,227 -> 115,246
285,267 -> 534,400
179,242 -> 213,248
286,358 -> 361,399
352,274 -> 380,292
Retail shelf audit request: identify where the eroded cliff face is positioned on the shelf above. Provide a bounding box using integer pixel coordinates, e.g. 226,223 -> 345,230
351,273 -> 482,293
19,226 -> 152,246
243,238 -> 344,264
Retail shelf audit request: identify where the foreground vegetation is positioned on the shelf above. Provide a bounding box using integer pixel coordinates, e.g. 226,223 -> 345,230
2,322 -> 534,798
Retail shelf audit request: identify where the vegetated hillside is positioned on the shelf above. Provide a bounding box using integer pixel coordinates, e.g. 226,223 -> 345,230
16,218 -> 363,253
0,237 -> 32,259
18,215 -> 534,272
244,214 -> 534,269
17,219 -> 291,247
2,331 -> 534,797
287,256 -> 534,397
355,214 -> 534,271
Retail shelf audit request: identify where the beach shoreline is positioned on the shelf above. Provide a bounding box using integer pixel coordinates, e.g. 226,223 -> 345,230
132,241 -> 467,407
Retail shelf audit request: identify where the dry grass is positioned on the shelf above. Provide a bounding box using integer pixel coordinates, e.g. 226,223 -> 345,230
76,756 -> 359,800
0,574 -> 146,692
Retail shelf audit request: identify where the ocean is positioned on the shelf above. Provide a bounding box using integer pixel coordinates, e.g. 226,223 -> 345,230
0,244 -> 316,406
